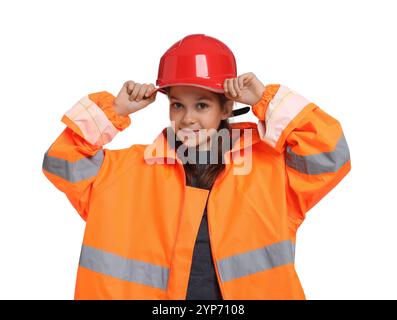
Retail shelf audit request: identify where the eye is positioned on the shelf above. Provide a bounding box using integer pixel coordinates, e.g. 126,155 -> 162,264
197,103 -> 208,109
171,103 -> 183,109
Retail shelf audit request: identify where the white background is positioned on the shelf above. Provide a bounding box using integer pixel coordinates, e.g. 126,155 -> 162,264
1,0 -> 396,300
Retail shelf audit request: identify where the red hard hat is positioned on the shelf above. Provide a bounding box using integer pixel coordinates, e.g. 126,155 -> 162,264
156,34 -> 237,95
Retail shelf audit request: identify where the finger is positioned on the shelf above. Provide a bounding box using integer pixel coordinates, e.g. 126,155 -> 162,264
223,79 -> 229,95
233,78 -> 241,96
242,73 -> 254,86
238,76 -> 244,90
125,80 -> 136,95
148,90 -> 157,101
135,84 -> 148,101
145,84 -> 156,98
225,79 -> 235,97
130,83 -> 142,100
228,78 -> 237,97
120,80 -> 133,97
223,79 -> 232,99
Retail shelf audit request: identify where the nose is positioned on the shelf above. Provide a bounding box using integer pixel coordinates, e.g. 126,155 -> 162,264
180,108 -> 196,126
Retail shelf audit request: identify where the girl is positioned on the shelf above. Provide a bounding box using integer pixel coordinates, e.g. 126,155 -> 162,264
42,34 -> 351,300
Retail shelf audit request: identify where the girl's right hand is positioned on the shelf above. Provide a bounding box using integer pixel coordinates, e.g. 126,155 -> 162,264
113,81 -> 158,116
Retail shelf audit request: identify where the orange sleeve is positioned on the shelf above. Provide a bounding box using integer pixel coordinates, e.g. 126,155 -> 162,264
42,91 -> 131,221
252,84 -> 352,229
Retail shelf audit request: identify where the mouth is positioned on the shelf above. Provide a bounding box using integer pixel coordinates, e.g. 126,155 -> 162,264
179,128 -> 201,135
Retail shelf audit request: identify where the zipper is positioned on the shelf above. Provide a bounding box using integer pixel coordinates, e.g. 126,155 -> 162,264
165,159 -> 186,300
207,189 -> 226,300
205,165 -> 233,300
174,157 -> 229,299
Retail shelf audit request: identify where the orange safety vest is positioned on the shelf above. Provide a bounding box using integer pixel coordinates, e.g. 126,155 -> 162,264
42,84 -> 351,300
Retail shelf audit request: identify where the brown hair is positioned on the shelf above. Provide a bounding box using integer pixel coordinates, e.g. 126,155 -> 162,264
163,86 -> 233,189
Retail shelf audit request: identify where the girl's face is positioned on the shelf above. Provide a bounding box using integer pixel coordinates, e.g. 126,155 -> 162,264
169,86 -> 232,150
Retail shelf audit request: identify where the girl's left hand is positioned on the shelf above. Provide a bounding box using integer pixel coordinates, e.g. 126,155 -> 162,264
223,72 -> 266,106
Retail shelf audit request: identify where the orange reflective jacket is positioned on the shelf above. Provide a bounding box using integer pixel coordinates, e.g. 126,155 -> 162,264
42,84 -> 351,300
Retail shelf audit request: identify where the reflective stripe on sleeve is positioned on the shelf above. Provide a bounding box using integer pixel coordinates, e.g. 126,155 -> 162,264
42,150 -> 104,183
262,86 -> 311,148
286,132 -> 350,174
65,96 -> 119,146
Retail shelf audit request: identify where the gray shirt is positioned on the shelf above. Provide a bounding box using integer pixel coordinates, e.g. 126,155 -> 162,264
184,149 -> 223,300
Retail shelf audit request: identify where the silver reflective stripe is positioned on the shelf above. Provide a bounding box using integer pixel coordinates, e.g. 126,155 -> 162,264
79,245 -> 169,291
42,150 -> 104,183
286,132 -> 350,175
217,240 -> 295,283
